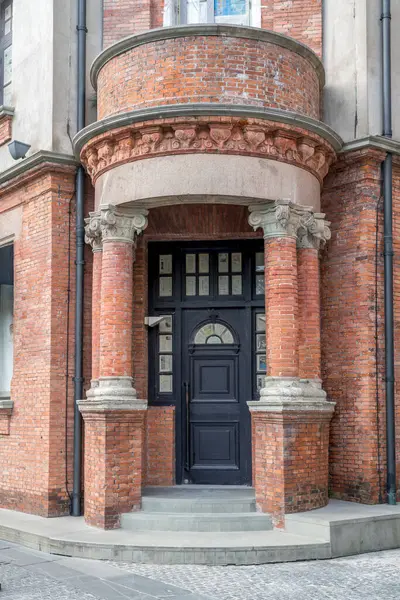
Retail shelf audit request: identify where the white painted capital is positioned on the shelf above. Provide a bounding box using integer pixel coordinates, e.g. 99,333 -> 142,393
85,205 -> 149,250
248,200 -> 313,240
297,212 -> 331,250
99,204 -> 148,244
84,211 -> 102,252
248,201 -> 331,249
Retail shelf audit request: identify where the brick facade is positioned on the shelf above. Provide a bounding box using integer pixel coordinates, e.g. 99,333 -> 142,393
102,0 -> 322,57
1,0 -> 400,535
96,34 -> 321,121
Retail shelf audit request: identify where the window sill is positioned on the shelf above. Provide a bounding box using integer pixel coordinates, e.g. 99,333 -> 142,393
0,394 -> 13,435
0,105 -> 14,147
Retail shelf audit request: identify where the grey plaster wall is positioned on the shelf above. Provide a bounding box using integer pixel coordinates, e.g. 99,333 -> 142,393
0,0 -> 102,173
323,0 -> 399,143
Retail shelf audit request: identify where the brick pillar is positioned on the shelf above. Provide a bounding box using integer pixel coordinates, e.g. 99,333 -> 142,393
79,205 -> 148,529
248,202 -> 334,527
297,214 -> 331,380
265,235 -> 299,378
84,213 -> 102,383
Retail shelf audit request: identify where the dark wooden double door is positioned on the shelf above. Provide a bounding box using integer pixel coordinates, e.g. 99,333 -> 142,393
148,241 -> 265,485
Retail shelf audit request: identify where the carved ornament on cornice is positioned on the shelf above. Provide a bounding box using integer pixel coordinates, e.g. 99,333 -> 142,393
80,118 -> 337,185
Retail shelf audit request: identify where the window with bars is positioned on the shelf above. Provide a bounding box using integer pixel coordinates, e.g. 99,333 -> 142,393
0,0 -> 12,106
163,0 -> 260,27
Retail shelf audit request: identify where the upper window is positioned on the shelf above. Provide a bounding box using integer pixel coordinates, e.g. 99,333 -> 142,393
0,0 -> 12,106
194,322 -> 235,345
164,0 -> 260,27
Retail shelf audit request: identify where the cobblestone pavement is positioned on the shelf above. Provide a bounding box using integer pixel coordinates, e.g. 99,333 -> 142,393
1,540 -> 400,600
109,550 -> 400,600
0,541 -> 209,600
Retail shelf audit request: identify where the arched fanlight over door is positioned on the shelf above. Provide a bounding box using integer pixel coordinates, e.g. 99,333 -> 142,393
193,321 -> 235,345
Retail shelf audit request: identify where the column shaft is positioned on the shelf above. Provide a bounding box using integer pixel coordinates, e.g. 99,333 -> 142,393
99,241 -> 133,378
298,247 -> 321,379
265,236 -> 299,378
91,250 -> 102,381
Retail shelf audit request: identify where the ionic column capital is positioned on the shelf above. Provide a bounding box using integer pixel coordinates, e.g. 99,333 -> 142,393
84,205 -> 149,250
84,211 -> 102,252
248,200 -> 312,240
297,212 -> 331,250
248,201 -> 331,248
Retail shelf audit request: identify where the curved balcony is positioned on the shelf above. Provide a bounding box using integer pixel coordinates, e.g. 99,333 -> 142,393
92,25 -> 324,121
75,25 -> 342,212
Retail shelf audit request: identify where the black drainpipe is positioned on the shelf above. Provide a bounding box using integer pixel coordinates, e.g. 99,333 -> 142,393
72,0 -> 87,517
381,0 -> 396,505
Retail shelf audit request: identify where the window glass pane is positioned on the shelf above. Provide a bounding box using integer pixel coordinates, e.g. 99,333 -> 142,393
159,334 -> 172,352
4,5 -> 11,20
231,253 -> 242,273
159,374 -> 173,393
198,253 -> 209,273
215,0 -> 247,16
256,314 -> 265,332
255,274 -> 264,295
4,19 -> 11,34
185,276 -> 196,296
255,252 -> 264,272
232,275 -> 242,295
198,275 -> 209,296
187,0 -> 208,23
185,254 -> 196,274
160,355 -> 173,372
206,335 -> 222,344
159,276 -> 172,297
256,334 -> 266,351
0,284 -> 13,393
3,84 -> 11,106
218,253 -> 229,273
218,275 -> 229,295
194,322 -> 234,345
4,45 -> 12,85
159,315 -> 173,332
256,355 -> 267,372
159,254 -> 172,274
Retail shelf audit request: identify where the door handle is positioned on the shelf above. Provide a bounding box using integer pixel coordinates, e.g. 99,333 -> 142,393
183,381 -> 190,471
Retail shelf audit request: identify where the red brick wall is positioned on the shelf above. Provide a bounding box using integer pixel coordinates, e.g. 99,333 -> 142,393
103,0 -> 322,57
0,113 -> 12,146
298,248 -> 321,379
103,0 -> 151,48
145,407 -> 175,486
83,410 -> 145,528
97,36 -> 321,121
321,149 -> 388,504
261,0 -> 322,57
0,168 -> 75,516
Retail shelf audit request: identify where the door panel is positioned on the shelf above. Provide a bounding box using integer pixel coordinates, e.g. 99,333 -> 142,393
183,309 -> 251,485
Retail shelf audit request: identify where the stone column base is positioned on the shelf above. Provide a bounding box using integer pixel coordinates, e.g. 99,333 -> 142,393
248,378 -> 335,528
78,377 -> 147,529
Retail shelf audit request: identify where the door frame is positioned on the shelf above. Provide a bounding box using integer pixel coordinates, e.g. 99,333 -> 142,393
147,240 -> 265,485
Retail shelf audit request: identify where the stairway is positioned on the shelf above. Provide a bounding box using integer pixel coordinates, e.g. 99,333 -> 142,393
118,486 -> 331,564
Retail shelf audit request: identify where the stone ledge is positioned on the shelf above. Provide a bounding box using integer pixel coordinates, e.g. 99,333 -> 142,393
0,396 -> 13,435
91,25 -> 325,90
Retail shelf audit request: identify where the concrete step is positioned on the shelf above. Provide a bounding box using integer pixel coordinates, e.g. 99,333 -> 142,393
141,486 -> 256,514
121,511 -> 273,532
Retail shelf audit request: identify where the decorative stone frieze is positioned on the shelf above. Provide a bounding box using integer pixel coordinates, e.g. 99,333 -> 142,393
84,204 -> 148,249
79,118 -> 336,185
248,201 -> 331,248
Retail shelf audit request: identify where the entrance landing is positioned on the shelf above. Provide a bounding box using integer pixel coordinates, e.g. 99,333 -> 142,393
0,497 -> 399,565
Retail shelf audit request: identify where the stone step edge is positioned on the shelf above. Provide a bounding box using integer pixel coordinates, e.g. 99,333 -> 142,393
122,511 -> 269,519
0,523 -> 332,565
